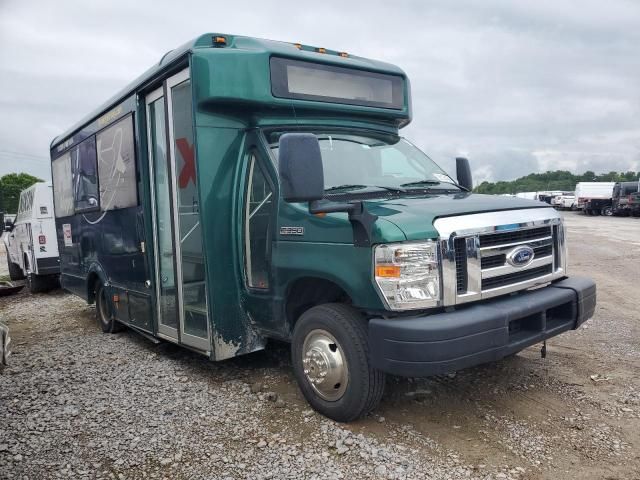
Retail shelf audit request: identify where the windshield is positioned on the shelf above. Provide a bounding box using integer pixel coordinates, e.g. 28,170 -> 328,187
266,131 -> 459,193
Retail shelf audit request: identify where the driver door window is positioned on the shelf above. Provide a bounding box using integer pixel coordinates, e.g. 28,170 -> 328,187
245,154 -> 273,289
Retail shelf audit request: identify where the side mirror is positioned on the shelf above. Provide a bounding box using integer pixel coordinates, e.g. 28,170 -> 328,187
278,133 -> 324,203
456,157 -> 473,191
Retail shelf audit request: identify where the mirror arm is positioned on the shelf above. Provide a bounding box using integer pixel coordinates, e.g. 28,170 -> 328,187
309,200 -> 378,247
309,199 -> 355,215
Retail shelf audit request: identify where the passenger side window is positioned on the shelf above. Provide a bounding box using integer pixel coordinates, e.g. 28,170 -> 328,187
52,152 -> 74,218
97,115 -> 138,210
73,137 -> 99,211
245,154 -> 273,289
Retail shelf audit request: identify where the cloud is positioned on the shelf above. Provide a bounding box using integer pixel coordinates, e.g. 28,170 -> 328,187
0,0 -> 638,183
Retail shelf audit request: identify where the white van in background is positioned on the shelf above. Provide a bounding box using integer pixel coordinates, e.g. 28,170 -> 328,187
3,183 -> 60,293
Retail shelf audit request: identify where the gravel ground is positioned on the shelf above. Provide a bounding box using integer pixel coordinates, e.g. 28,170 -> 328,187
0,211 -> 639,480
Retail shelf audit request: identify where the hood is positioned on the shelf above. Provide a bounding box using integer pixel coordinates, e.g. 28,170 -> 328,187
365,193 -> 550,240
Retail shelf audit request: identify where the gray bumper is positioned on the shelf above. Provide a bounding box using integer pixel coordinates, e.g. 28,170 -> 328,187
368,277 -> 596,377
36,256 -> 60,275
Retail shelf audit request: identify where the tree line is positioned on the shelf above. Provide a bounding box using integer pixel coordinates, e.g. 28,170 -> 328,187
474,170 -> 639,195
0,173 -> 43,214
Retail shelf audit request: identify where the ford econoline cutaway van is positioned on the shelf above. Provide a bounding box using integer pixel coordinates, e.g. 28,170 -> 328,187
50,34 -> 596,421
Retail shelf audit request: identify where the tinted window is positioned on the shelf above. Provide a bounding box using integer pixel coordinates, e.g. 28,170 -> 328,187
52,153 -> 74,217
270,57 -> 405,110
97,115 -> 137,210
245,155 -> 273,289
73,137 -> 99,211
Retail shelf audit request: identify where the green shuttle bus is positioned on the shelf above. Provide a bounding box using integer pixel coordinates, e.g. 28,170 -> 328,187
50,34 -> 596,421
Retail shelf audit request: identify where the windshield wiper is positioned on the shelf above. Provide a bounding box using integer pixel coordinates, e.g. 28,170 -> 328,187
324,184 -> 407,193
400,179 -> 442,188
401,179 -> 468,192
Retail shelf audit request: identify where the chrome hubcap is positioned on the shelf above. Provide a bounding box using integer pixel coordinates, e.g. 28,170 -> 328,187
302,329 -> 348,401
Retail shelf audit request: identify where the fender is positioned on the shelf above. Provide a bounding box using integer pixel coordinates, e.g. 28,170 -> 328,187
85,262 -> 110,303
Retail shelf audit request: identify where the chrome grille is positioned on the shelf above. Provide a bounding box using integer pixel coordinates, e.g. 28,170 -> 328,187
482,264 -> 553,290
478,225 -> 553,290
435,208 -> 567,307
454,237 -> 468,293
478,226 -> 551,247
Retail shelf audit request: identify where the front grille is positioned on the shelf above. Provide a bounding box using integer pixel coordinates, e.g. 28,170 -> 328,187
482,264 -> 553,290
479,226 -> 551,247
481,254 -> 506,269
480,239 -> 553,271
436,210 -> 564,306
454,237 -> 468,293
533,244 -> 552,257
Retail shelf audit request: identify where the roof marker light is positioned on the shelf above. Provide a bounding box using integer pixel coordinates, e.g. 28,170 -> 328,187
213,36 -> 227,46
294,43 -> 302,49
317,47 -> 326,54
339,52 -> 348,58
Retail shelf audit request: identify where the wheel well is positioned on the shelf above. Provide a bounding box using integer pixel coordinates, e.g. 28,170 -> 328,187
286,277 -> 352,332
87,273 -> 101,304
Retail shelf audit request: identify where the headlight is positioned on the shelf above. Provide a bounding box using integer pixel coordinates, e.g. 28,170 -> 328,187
374,240 -> 440,310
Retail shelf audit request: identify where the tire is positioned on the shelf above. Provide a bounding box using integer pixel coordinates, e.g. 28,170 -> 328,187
26,272 -> 49,294
6,252 -> 25,281
291,303 -> 385,422
602,207 -> 613,216
24,257 -> 50,294
96,283 -> 124,333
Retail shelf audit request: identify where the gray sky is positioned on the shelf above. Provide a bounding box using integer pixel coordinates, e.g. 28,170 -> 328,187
1,0 -> 638,183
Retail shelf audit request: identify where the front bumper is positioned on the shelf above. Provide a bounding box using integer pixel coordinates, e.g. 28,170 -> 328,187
368,276 -> 596,377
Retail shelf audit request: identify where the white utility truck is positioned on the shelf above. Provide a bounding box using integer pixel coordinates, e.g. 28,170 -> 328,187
3,183 -> 60,293
574,182 -> 615,215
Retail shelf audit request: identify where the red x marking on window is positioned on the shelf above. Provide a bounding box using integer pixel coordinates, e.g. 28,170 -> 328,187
176,138 -> 195,188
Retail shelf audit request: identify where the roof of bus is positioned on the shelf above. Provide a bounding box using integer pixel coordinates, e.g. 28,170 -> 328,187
51,33 -> 407,149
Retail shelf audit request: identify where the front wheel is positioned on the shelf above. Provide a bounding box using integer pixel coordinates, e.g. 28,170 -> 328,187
291,303 -> 385,422
602,207 -> 613,216
96,284 -> 124,333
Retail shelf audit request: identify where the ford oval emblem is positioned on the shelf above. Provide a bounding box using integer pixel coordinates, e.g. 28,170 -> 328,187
507,246 -> 535,267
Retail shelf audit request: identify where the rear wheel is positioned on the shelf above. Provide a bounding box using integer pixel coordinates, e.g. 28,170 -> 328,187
291,303 -> 385,422
26,272 -> 48,294
24,260 -> 49,294
6,252 -> 24,281
96,283 -> 124,333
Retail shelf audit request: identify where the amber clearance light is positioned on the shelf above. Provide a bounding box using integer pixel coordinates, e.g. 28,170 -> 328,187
375,265 -> 401,278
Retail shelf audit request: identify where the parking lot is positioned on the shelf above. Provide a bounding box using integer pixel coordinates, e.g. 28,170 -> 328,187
0,211 -> 638,480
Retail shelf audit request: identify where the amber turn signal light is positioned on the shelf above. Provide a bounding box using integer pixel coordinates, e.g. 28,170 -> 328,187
375,265 -> 401,278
